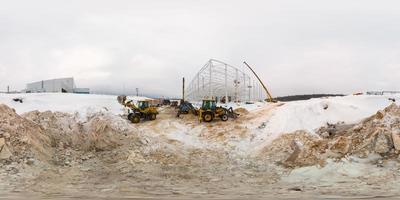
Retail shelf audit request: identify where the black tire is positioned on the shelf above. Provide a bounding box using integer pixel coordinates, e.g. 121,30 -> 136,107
127,113 -> 134,121
131,115 -> 141,123
150,113 -> 157,120
202,111 -> 214,122
220,114 -> 228,121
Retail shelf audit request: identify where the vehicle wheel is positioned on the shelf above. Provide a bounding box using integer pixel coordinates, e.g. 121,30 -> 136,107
150,113 -> 157,120
202,111 -> 214,122
220,114 -> 228,121
127,113 -> 134,121
131,115 -> 141,123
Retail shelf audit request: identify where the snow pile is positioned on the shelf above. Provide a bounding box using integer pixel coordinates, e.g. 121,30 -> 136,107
260,95 -> 397,140
0,93 -> 151,119
256,103 -> 400,168
327,103 -> 400,157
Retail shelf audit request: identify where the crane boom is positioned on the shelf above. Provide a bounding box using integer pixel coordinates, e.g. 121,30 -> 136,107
243,61 -> 275,102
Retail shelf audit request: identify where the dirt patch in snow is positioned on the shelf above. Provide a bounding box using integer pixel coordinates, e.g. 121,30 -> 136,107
234,107 -> 249,115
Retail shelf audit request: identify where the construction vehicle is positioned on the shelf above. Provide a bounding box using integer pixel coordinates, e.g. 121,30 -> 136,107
176,77 -> 238,122
117,95 -> 158,123
198,99 -> 239,122
176,100 -> 197,117
243,61 -> 277,103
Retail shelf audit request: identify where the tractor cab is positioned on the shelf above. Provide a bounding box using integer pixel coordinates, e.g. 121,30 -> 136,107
201,99 -> 216,110
138,100 -> 150,110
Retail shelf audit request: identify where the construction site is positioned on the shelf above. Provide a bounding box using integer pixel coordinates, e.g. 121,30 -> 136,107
0,58 -> 400,199
2,1 -> 400,198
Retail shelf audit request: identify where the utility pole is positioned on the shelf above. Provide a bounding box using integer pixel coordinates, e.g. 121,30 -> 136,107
248,85 -> 252,102
224,64 -> 228,105
234,68 -> 239,103
182,77 -> 185,102
209,61 -> 212,99
136,88 -> 139,96
7,85 -> 9,93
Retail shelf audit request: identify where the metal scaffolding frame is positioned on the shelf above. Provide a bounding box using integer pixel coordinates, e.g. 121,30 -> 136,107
185,59 -> 266,103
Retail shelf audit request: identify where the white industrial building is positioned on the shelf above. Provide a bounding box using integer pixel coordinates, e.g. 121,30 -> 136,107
25,77 -> 90,94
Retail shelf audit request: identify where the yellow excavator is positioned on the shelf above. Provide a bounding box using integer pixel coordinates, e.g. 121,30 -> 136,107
117,95 -> 158,123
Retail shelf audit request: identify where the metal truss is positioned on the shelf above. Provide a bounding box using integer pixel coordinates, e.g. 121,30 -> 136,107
185,59 -> 266,103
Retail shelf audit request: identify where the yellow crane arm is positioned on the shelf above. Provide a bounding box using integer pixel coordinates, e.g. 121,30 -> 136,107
243,61 -> 275,102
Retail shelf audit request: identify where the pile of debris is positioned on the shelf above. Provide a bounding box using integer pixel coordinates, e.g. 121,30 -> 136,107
258,131 -> 327,168
23,110 -> 133,152
0,103 -> 209,171
258,103 -> 400,168
0,103 -> 153,169
0,104 -> 52,167
329,103 -> 400,158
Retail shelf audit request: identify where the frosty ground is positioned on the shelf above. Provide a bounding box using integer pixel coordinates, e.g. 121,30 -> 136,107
1,93 -> 400,199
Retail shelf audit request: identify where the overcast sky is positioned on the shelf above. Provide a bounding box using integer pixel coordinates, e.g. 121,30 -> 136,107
1,0 -> 399,97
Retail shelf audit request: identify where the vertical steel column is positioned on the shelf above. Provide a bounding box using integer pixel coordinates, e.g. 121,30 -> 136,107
225,64 -> 228,105
252,80 -> 256,102
235,68 -> 238,102
197,73 -> 200,101
182,77 -> 185,101
243,72 -> 246,102
248,77 -> 251,102
201,76 -> 204,100
209,61 -> 212,100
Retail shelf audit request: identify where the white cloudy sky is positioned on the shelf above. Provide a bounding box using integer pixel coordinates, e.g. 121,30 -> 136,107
1,0 -> 399,97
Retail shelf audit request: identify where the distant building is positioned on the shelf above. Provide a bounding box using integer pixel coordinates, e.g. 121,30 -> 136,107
25,77 -> 90,94
366,91 -> 400,95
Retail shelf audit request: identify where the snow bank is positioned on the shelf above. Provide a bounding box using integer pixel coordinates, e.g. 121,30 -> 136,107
0,93 -> 150,118
266,95 -> 398,136
246,95 -> 399,152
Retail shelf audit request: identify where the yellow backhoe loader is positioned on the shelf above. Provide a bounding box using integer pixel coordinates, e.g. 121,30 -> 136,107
117,95 -> 158,123
198,99 -> 239,122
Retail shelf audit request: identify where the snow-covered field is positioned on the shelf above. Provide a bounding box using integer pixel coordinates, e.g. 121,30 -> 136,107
0,93 -> 397,141
0,93 -> 151,119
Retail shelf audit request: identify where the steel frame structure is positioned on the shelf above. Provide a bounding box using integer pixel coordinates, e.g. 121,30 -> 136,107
185,59 -> 266,103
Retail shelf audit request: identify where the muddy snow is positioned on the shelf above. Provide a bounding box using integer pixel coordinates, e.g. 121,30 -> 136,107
1,93 -> 400,199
